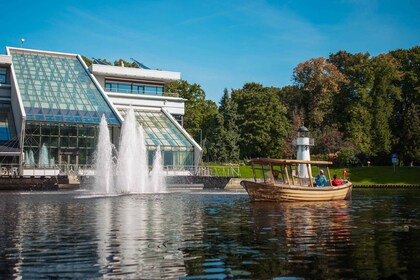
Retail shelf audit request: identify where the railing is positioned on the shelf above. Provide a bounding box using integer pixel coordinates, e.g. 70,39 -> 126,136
106,88 -> 179,97
56,164 -> 95,176
196,165 -> 241,177
10,164 -> 241,178
0,164 -> 19,176
163,165 -> 241,177
16,164 -> 95,177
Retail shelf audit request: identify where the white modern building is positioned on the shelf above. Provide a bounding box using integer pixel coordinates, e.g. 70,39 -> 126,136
0,47 -> 202,175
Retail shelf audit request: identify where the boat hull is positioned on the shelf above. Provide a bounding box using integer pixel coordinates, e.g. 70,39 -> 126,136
240,180 -> 352,202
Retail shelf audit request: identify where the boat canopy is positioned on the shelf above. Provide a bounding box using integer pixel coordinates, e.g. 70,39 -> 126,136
248,158 -> 333,166
248,158 -> 334,188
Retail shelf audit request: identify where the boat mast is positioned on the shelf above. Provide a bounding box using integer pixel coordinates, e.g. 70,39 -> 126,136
307,163 -> 314,187
251,162 -> 256,182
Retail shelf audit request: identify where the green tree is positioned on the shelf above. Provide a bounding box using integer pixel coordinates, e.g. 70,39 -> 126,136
81,55 -> 92,67
113,59 -> 138,68
95,58 -> 112,65
292,57 -> 348,132
166,80 -> 216,144
232,83 -> 290,159
390,46 -> 420,165
205,111 -> 228,162
328,51 -> 374,155
337,147 -> 358,167
369,54 -> 402,156
277,86 -> 304,159
400,103 -> 420,165
219,89 -> 240,162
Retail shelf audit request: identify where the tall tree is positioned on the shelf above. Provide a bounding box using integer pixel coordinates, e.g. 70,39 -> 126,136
166,80 -> 217,144
205,112 -> 228,162
292,57 -> 348,132
369,54 -> 402,156
232,83 -> 290,159
328,51 -> 374,156
390,46 -> 420,165
278,106 -> 304,159
400,103 -> 420,165
219,89 -> 240,162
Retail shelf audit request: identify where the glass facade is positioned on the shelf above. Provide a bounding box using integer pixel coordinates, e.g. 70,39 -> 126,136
10,50 -> 120,124
5,48 -> 196,170
0,68 -> 6,84
0,103 -> 20,166
0,103 -> 16,142
23,122 -> 99,167
105,80 -> 164,96
119,109 -> 194,167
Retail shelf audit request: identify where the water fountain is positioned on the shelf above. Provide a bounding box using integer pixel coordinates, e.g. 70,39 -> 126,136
94,115 -> 114,193
38,144 -> 49,168
24,150 -> 37,167
28,150 -> 35,167
150,145 -> 166,193
49,157 -> 55,167
136,124 -> 149,193
116,108 -> 145,193
24,151 -> 29,167
94,108 -> 166,194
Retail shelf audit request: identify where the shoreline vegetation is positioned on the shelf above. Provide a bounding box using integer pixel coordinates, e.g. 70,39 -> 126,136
233,165 -> 419,186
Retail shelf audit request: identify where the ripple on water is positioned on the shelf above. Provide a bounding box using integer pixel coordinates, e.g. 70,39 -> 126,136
0,190 -> 418,279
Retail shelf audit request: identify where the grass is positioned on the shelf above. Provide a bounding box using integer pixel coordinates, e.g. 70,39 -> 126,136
234,165 -> 419,185
336,166 -> 420,185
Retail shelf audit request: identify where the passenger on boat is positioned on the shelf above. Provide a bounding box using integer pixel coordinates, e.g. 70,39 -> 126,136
315,170 -> 327,187
273,170 -> 280,182
332,174 -> 343,186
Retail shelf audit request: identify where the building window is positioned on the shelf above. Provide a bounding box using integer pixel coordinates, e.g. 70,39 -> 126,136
172,114 -> 183,126
105,80 -> 164,96
23,122 -> 99,167
0,116 -> 10,141
0,69 -> 6,84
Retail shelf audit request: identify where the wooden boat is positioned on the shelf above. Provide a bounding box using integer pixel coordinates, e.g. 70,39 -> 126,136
240,158 -> 352,202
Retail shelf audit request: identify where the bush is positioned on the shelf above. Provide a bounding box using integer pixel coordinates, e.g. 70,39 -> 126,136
311,154 -> 329,161
337,147 -> 359,167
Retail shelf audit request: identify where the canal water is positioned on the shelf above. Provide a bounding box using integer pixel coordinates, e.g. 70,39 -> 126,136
0,189 -> 419,279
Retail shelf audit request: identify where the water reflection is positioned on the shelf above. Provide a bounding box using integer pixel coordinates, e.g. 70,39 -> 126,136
0,190 -> 418,279
94,195 -> 190,278
2,193 -> 103,278
246,201 -> 353,278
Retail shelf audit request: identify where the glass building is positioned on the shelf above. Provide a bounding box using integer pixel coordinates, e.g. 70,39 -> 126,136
119,109 -> 195,168
1,47 -> 201,175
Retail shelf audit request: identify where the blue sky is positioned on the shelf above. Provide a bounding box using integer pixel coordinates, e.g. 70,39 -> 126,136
2,0 -> 419,102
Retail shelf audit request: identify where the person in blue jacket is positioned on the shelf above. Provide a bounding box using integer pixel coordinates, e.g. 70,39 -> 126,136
315,170 -> 327,187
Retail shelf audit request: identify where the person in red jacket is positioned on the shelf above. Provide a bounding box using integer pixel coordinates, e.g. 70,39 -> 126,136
332,174 -> 343,186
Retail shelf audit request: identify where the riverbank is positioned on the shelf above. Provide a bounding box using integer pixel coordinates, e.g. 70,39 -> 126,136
0,175 -> 70,191
237,165 -> 419,186
0,166 -> 418,191
224,178 -> 420,191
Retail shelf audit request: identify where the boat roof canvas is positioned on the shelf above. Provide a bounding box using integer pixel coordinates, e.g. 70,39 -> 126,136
249,158 -> 333,165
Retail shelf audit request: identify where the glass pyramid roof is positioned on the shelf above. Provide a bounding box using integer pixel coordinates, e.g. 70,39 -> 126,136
10,49 -> 120,125
119,109 -> 193,151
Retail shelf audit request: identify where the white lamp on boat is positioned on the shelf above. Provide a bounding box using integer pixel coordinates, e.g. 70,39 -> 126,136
294,125 -> 314,178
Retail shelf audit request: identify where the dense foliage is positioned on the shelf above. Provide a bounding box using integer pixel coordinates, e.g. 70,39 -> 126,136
232,83 -> 290,159
184,46 -> 419,166
87,46 -> 419,166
